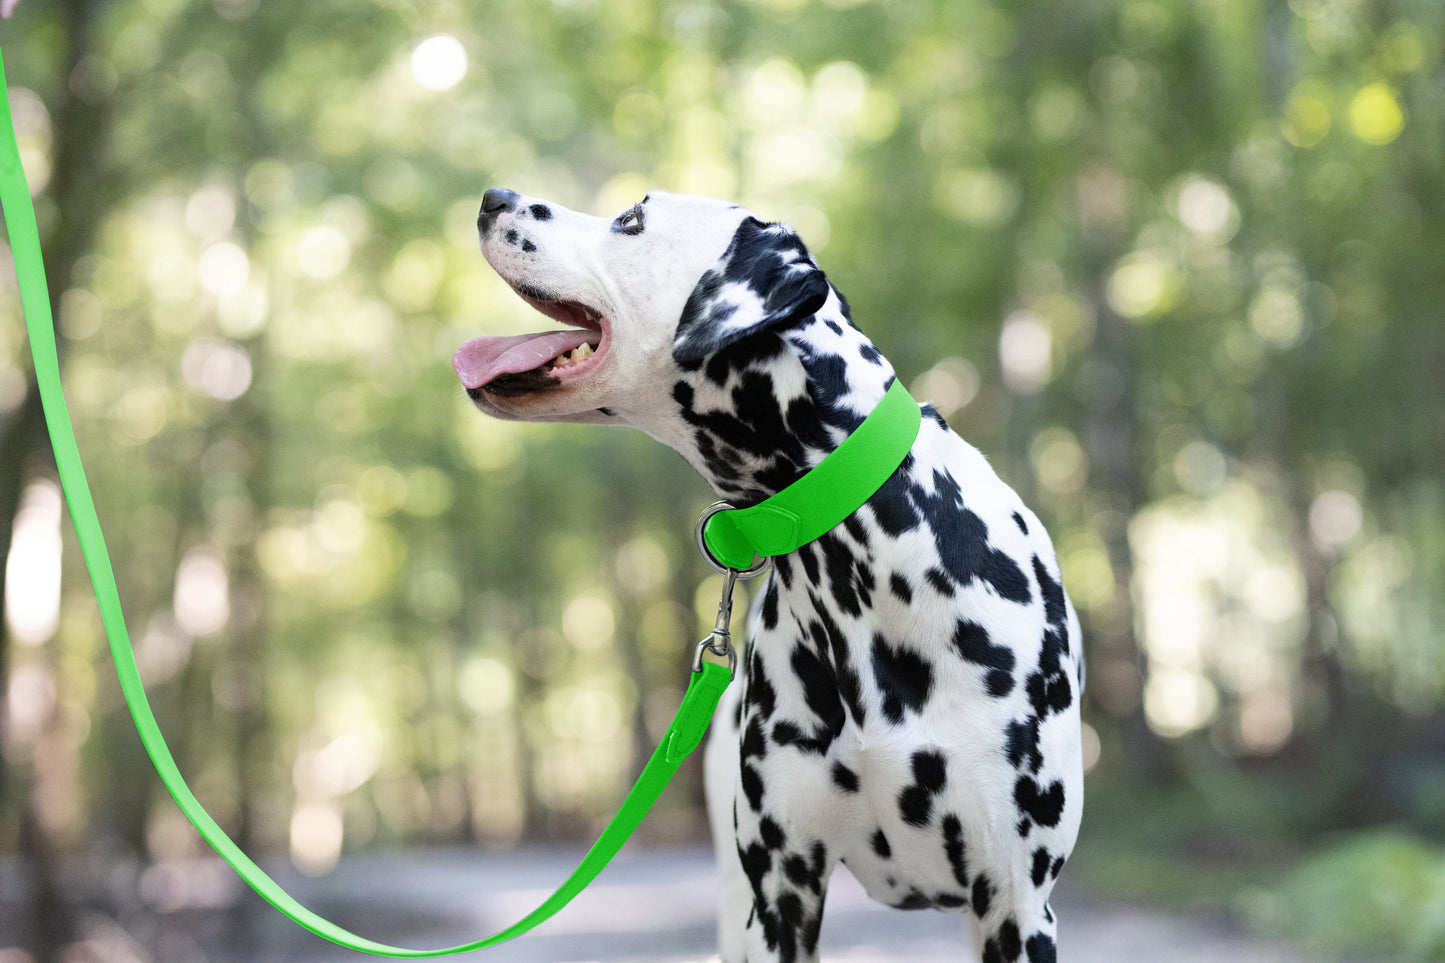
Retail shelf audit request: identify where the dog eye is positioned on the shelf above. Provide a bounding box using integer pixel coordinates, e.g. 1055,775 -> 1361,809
612,205 -> 645,235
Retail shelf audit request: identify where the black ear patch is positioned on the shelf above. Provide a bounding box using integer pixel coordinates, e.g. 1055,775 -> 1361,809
672,217 -> 831,363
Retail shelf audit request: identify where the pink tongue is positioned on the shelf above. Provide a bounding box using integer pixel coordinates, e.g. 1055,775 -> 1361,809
452,330 -> 598,389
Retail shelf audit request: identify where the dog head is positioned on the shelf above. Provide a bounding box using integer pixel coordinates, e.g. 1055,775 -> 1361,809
456,189 -> 895,500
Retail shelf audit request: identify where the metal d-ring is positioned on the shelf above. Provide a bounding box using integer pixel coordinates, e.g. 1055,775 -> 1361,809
693,501 -> 771,579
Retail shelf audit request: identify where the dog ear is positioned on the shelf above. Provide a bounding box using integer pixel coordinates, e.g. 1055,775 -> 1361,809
672,217 -> 831,364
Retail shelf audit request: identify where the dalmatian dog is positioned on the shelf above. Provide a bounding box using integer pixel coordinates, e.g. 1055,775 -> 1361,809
454,188 -> 1084,963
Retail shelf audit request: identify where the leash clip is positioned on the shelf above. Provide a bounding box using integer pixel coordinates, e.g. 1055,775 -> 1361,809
693,567 -> 740,674
692,502 -> 771,675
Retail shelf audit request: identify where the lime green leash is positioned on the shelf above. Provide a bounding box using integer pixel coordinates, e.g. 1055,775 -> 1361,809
0,47 -> 732,956
1,41 -> 920,956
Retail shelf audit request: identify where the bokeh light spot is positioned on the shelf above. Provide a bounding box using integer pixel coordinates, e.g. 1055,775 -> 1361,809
412,35 -> 468,92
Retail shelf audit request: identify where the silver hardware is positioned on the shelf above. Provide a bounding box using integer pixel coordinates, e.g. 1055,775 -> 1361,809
693,631 -> 736,675
696,564 -> 761,674
691,503 -> 771,674
693,501 -> 771,578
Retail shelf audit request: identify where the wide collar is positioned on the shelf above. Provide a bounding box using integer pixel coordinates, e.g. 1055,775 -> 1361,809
698,378 -> 922,571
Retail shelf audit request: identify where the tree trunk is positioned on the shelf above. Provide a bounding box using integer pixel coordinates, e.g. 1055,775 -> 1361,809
1082,277 -> 1173,786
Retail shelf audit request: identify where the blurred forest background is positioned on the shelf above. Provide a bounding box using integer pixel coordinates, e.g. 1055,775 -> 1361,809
1,0 -> 1443,959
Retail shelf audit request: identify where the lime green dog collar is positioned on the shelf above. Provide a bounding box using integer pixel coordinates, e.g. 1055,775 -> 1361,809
699,377 -> 922,572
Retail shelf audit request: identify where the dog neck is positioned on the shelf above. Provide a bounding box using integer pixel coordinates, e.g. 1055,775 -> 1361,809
666,289 -> 899,506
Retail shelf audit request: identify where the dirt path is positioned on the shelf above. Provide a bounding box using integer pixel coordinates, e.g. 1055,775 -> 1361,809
220,846 -> 1319,963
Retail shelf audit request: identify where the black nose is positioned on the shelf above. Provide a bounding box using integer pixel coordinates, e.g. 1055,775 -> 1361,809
478,188 -> 519,235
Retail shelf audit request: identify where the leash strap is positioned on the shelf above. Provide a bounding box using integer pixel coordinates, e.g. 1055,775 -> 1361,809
700,377 -> 922,572
1,46 -> 734,956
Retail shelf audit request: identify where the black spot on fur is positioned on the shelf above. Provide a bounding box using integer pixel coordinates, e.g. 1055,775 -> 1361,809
819,533 -> 863,618
528,203 -> 552,220
521,239 -> 537,253
911,471 -> 1032,604
898,749 -> 947,827
773,553 -> 794,590
951,619 -> 1016,697
795,841 -> 828,892
984,919 -> 1023,963
760,816 -> 786,850
871,828 -> 891,859
761,578 -> 781,631
1026,652 -> 1073,720
783,393 -> 835,451
971,873 -> 993,917
893,889 -> 933,910
703,351 -> 733,388
1033,555 -> 1068,641
867,470 -> 921,536
855,560 -> 875,609
790,643 -> 846,751
740,841 -> 771,890
1024,560 -> 1074,721
1031,847 -> 1052,887
1006,717 -> 1044,773
745,649 -> 777,718
831,761 -> 860,793
1015,776 -> 1066,829
799,542 -> 821,587
924,567 -> 955,596
504,228 -> 518,244
1027,933 -> 1058,963
872,633 -> 934,724
793,349 -> 865,433
889,572 -> 912,604
741,716 -> 768,763
741,764 -> 764,812
783,854 -> 813,889
1013,511 -> 1029,535
773,720 -> 834,756
942,814 -> 969,889
807,608 -> 867,727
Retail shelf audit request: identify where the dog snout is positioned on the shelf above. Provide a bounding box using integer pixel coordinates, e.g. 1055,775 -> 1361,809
477,187 -> 520,236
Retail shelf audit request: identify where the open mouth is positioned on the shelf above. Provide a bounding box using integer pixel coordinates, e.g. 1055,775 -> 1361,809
453,285 -> 609,397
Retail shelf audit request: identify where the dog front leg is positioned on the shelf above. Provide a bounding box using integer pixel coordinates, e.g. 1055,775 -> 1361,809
735,802 -> 833,963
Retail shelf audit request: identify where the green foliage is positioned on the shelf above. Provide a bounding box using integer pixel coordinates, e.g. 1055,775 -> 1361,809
1248,831 -> 1445,960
